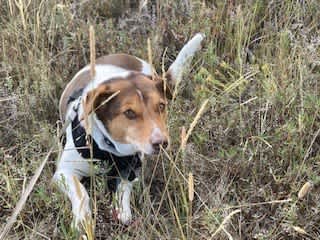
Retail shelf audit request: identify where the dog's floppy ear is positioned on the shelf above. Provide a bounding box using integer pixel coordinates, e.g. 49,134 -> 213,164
155,76 -> 173,99
166,33 -> 205,85
82,84 -> 115,118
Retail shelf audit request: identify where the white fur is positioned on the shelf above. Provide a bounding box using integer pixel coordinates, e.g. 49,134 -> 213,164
53,172 -> 91,226
82,65 -> 131,95
53,118 -> 94,227
150,127 -> 163,144
138,57 -> 153,76
116,181 -> 133,224
56,120 -> 91,174
81,59 -> 152,96
168,33 -> 205,83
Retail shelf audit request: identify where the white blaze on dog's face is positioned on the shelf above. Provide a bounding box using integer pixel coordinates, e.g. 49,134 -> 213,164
84,73 -> 169,155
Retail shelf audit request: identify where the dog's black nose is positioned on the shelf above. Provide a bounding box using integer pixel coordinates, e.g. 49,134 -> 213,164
152,140 -> 168,153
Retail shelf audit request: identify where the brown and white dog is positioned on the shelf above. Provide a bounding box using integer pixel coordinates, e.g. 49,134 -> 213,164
53,33 -> 204,231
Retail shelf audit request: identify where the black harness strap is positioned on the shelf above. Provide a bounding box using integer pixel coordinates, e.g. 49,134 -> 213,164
67,88 -> 84,105
71,115 -> 115,159
71,114 -> 141,190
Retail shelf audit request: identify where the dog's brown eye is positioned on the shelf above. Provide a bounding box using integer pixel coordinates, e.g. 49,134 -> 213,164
124,109 -> 136,119
159,103 -> 166,112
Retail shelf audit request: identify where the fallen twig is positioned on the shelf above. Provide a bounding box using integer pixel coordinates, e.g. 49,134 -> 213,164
0,148 -> 53,240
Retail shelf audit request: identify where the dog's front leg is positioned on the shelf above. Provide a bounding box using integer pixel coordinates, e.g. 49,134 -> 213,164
53,171 -> 92,230
115,179 -> 134,224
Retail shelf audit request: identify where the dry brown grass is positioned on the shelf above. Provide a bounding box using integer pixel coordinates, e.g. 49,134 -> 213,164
1,0 -> 320,239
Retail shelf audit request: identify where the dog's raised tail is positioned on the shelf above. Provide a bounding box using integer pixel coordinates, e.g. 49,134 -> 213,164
167,33 -> 205,84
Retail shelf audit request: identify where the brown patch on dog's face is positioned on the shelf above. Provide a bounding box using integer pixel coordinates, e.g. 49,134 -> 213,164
84,73 -> 169,154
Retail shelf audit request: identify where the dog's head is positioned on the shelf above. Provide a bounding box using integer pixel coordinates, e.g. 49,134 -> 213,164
83,73 -> 171,155
80,33 -> 204,155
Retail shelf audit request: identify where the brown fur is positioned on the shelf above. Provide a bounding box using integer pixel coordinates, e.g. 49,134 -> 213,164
84,73 -> 168,145
96,54 -> 142,71
59,54 -> 143,121
59,70 -> 91,120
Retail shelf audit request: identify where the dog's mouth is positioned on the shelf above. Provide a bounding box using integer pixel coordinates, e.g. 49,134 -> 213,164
132,141 -> 169,155
151,141 -> 168,154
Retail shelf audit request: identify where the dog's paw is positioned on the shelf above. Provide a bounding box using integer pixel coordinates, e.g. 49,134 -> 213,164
117,207 -> 132,225
72,213 -> 92,230
111,208 -> 132,225
72,214 -> 95,240
72,200 -> 93,231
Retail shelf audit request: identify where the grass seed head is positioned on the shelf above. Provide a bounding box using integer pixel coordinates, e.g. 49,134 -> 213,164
292,226 -> 307,235
89,25 -> 96,79
298,181 -> 313,199
188,172 -> 194,202
180,126 -> 186,151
